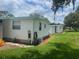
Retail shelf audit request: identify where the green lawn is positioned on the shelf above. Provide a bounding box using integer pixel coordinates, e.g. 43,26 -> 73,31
0,32 -> 79,59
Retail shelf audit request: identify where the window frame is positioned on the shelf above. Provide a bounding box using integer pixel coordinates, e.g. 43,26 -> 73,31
28,30 -> 31,39
39,22 -> 42,31
0,20 -> 2,24
12,20 -> 21,30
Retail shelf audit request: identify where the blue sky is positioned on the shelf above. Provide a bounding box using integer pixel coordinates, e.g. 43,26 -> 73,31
0,0 -> 79,23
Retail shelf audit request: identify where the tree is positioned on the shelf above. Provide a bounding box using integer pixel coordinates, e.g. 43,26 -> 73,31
0,11 -> 14,17
51,0 -> 76,15
76,6 -> 79,12
64,12 -> 79,31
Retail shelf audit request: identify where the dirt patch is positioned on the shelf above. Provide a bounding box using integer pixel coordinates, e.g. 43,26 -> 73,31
0,42 -> 34,50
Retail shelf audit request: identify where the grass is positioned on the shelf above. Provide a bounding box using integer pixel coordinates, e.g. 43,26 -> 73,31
0,32 -> 79,59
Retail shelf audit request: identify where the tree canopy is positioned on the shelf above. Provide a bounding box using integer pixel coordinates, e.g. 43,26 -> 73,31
64,12 -> 79,31
0,11 -> 14,17
76,6 -> 79,12
51,0 -> 76,14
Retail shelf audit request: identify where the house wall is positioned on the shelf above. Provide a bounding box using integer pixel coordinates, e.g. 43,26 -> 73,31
49,25 -> 55,34
50,25 -> 63,34
3,17 -> 50,44
56,25 -> 63,33
3,20 -> 33,40
0,24 -> 2,39
33,19 -> 50,39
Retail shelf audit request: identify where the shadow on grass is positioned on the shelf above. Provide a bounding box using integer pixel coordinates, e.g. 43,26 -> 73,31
21,49 -> 41,59
41,43 -> 79,59
21,43 -> 79,59
0,43 -> 79,59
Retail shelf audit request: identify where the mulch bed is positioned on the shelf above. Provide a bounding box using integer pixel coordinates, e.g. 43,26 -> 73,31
39,35 -> 51,45
39,38 -> 49,45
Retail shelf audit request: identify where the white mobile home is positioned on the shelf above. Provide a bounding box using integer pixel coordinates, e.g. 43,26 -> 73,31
3,14 -> 50,44
50,24 -> 64,34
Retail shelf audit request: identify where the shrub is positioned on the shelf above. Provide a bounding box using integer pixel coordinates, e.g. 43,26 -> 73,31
0,39 -> 5,47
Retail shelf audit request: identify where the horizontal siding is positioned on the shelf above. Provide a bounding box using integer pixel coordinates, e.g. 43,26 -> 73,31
33,19 -> 50,39
3,20 -> 33,40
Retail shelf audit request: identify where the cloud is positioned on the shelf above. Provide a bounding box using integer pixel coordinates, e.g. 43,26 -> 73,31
0,0 -> 79,23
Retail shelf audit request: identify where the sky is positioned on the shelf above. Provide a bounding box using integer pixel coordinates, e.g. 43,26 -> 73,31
0,0 -> 79,23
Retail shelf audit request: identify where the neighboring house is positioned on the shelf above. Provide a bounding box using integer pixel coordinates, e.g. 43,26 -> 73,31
3,14 -> 50,44
0,11 -> 11,39
49,24 -> 64,34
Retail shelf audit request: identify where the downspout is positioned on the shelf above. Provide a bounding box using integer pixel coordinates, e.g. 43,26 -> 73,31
2,21 -> 3,39
54,14 -> 56,33
1,20 -> 3,39
31,18 -> 34,44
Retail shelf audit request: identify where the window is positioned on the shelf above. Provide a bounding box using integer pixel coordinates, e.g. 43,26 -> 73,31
39,22 -> 42,31
12,20 -> 21,30
28,30 -> 31,39
44,24 -> 46,28
0,20 -> 2,23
